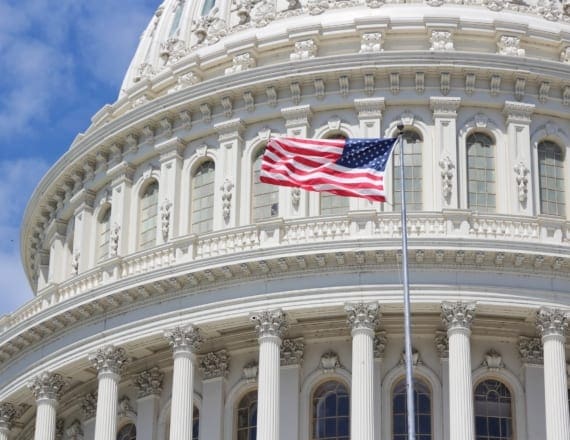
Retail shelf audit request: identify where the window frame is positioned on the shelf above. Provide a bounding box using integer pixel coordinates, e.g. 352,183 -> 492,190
310,379 -> 351,440
138,179 -> 160,251
466,131 -> 497,213
190,159 -> 216,234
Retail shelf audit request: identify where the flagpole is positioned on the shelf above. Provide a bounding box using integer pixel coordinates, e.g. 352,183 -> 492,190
397,122 -> 416,440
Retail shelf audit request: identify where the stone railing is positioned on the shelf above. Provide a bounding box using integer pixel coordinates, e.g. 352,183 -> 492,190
2,211 -> 569,336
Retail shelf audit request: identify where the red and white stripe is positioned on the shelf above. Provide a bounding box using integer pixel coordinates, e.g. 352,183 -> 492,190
259,137 -> 388,202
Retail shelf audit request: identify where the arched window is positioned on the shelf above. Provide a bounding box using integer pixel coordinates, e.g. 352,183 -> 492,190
393,131 -> 423,211
312,380 -> 350,440
117,423 -> 136,440
237,390 -> 257,440
392,378 -> 432,440
97,205 -> 111,261
538,140 -> 565,217
252,149 -> 279,221
474,379 -> 513,440
191,160 -> 215,234
320,134 -> 350,216
467,133 -> 496,212
139,180 -> 159,250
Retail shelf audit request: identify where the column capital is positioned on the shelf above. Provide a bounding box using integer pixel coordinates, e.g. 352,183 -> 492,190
80,392 -> 97,420
281,105 -> 312,128
134,367 -> 164,398
280,337 -> 305,366
441,301 -> 476,331
0,403 -> 25,430
354,97 -> 385,118
28,372 -> 67,401
434,331 -> 449,358
518,336 -> 543,365
536,307 -> 569,338
89,345 -> 129,376
430,97 -> 461,118
345,302 -> 380,331
164,325 -> 203,353
199,349 -> 230,379
503,101 -> 535,124
250,309 -> 288,339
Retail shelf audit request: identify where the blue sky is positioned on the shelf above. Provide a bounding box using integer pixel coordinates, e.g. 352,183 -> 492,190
0,0 -> 160,315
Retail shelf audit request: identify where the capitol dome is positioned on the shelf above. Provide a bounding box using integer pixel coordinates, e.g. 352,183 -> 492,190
2,0 -> 570,439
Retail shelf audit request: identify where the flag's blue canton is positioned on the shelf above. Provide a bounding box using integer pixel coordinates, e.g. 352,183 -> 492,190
335,138 -> 397,171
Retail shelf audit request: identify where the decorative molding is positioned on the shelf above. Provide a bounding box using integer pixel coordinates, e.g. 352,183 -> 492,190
497,35 -> 525,56
280,337 -> 305,365
439,156 -> 454,199
164,325 -> 203,352
345,302 -> 380,331
28,372 -> 67,401
518,336 -> 543,364
399,348 -> 422,365
481,349 -> 504,371
89,346 -> 129,376
503,101 -> 534,124
290,39 -> 317,61
281,105 -> 312,127
0,403 -> 25,430
536,307 -> 569,337
80,392 -> 97,420
242,360 -> 258,382
319,351 -> 341,373
430,97 -> 460,117
513,162 -> 529,204
160,199 -> 172,241
250,309 -> 288,338
374,331 -> 388,358
199,349 -> 230,379
360,33 -> 383,53
118,396 -> 136,419
354,98 -> 385,118
441,301 -> 476,330
221,179 -> 234,222
561,46 -> 570,63
514,77 -> 526,101
434,331 -> 449,358
430,31 -> 454,51
134,367 -> 164,398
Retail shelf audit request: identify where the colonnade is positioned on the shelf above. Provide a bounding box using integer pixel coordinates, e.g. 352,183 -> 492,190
2,304 -> 569,440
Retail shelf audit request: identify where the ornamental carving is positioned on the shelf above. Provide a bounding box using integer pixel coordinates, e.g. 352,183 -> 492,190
399,348 -> 422,365
306,0 -> 329,14
80,393 -> 97,420
171,72 -> 202,93
291,188 -> 301,210
430,31 -> 454,51
561,46 -> 570,63
519,336 -> 543,364
290,39 -> 317,61
221,179 -> 234,221
243,360 -> 258,382
28,372 -> 67,400
434,331 -> 449,358
366,0 -> 385,8
345,302 -> 380,331
232,0 -> 256,24
56,418 -> 64,440
134,367 -> 164,398
118,396 -> 136,419
497,36 -> 525,57
225,52 -> 256,75
536,307 -> 569,337
537,1 -> 562,21
110,223 -> 120,257
159,38 -> 188,66
374,331 -> 388,358
439,156 -> 454,199
360,33 -> 383,53
281,337 -> 305,365
164,325 -> 203,352
319,351 -> 341,372
65,420 -> 84,440
484,0 -> 505,11
191,12 -> 227,46
441,301 -> 476,330
134,63 -> 155,83
251,0 -> 276,26
0,403 -> 25,430
513,162 -> 529,203
161,199 -> 172,241
89,346 -> 129,376
250,309 -> 288,338
199,349 -> 230,379
482,349 -> 504,371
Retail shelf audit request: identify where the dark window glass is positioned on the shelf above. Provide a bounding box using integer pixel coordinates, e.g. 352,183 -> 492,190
474,380 -> 513,440
312,380 -> 350,440
237,390 -> 257,440
467,133 -> 496,212
394,131 -> 423,211
392,378 -> 432,440
538,140 -> 565,217
117,424 -> 136,440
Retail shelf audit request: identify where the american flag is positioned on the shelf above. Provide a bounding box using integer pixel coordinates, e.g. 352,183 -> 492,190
260,137 -> 398,202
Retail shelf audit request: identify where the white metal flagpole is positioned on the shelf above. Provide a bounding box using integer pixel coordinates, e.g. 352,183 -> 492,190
396,122 -> 416,440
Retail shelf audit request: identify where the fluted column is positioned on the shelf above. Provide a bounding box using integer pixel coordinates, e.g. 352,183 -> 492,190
0,403 -> 25,440
28,372 -> 66,440
536,308 -> 570,440
89,346 -> 129,440
164,326 -> 203,440
441,302 -> 476,440
250,309 -> 288,440
345,303 -> 379,440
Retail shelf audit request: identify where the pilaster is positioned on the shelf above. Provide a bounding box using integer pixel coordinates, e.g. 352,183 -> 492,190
430,97 -> 461,210
157,138 -> 185,243
72,193 -> 95,273
280,338 -> 304,440
281,105 -> 313,218
519,336 -> 546,440
214,119 -> 246,229
503,102 -> 535,216
199,350 -> 229,440
134,367 -> 164,440
110,164 -> 135,256
435,331 -> 450,440
373,332 -> 387,440
46,221 -> 68,284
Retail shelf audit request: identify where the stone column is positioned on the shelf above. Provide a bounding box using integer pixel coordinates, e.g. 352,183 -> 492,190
434,332 -> 450,440
89,346 -> 129,440
518,336 -> 546,440
536,308 -> 570,440
441,302 -> 476,440
430,97 -> 461,210
250,310 -> 288,440
345,303 -> 379,440
164,326 -> 203,440
503,102 -> 535,216
0,403 -> 24,440
199,350 -> 230,440
28,372 -> 66,440
134,367 -> 164,440
280,338 -> 304,440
